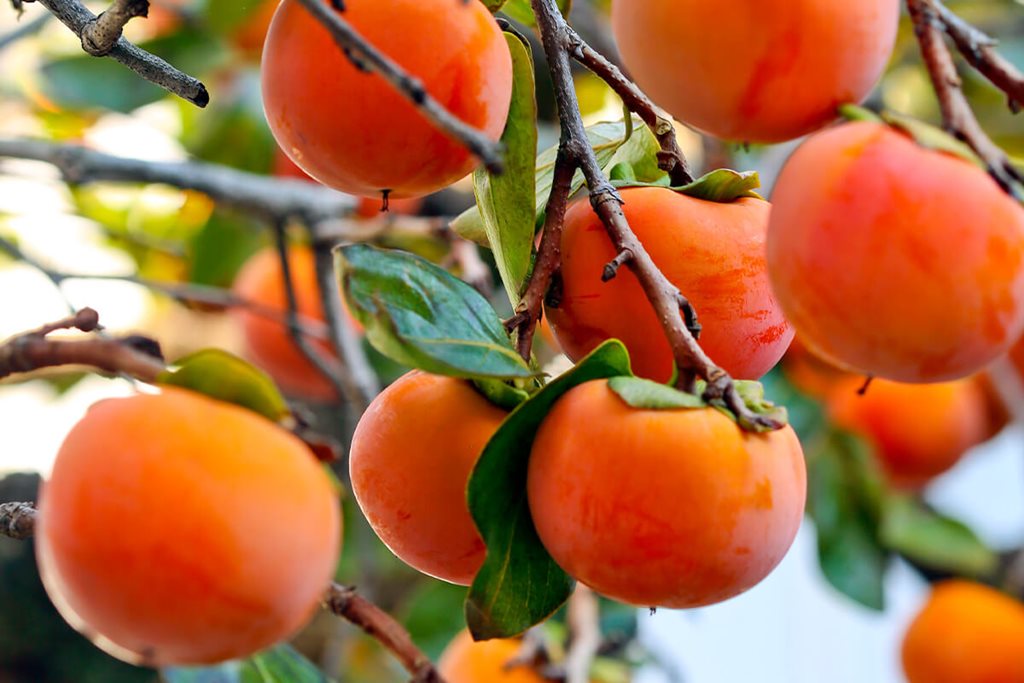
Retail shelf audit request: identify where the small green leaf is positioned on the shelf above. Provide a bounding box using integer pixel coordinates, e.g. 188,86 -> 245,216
466,341 -> 632,639
880,495 -> 998,578
838,103 -> 885,123
613,169 -> 763,203
158,349 -> 291,422
336,245 -> 533,379
607,376 -> 705,410
882,111 -> 984,168
474,31 -> 538,305
807,429 -> 889,610
163,645 -> 327,683
473,378 -> 531,411
727,380 -> 790,429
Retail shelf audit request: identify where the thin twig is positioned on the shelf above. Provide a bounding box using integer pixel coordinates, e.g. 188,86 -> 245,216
528,0 -> 777,430
0,10 -> 50,52
325,583 -> 444,683
562,586 -> 601,683
79,0 -> 148,56
0,502 -> 36,540
907,0 -> 1023,196
16,0 -> 207,106
293,0 -> 503,174
930,0 -> 1024,112
0,308 -> 165,382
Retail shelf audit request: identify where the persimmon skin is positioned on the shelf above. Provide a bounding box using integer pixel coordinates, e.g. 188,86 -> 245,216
768,122 -> 1024,383
35,387 -> 341,666
261,0 -> 512,199
527,380 -> 806,608
547,187 -> 793,383
611,0 -> 899,143
438,631 -> 548,683
827,377 -> 988,489
902,581 -> 1024,683
232,246 -> 342,401
349,371 -> 507,585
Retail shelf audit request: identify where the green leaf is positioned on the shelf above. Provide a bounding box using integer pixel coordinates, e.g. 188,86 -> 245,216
158,349 -> 291,422
880,495 -> 999,578
474,31 -> 538,305
807,429 -> 889,610
452,116 -> 660,246
202,0 -> 270,33
838,103 -> 885,124
722,380 -> 790,430
613,169 -> 763,203
499,0 -> 572,27
336,244 -> 534,379
162,645 -> 327,683
473,378 -> 531,411
607,376 -> 706,410
882,111 -> 984,168
188,209 -> 266,288
466,341 -> 632,639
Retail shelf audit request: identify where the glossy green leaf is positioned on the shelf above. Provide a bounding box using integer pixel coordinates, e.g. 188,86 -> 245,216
466,341 -> 631,639
158,349 -> 291,422
452,116 -> 660,245
613,169 -> 763,203
880,494 -> 999,578
807,429 -> 889,611
473,378 -> 531,410
336,245 -> 533,379
607,376 -> 705,409
162,645 -> 326,683
474,32 -> 538,305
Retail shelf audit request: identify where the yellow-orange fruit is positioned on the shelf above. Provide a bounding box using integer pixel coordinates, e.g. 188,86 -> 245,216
902,581 -> 1024,683
262,0 -> 512,198
35,387 -> 341,666
827,377 -> 989,489
768,121 -> 1024,383
349,371 -> 507,585
438,631 -> 547,683
781,336 -> 854,399
528,380 -> 806,608
611,0 -> 899,143
547,187 -> 792,383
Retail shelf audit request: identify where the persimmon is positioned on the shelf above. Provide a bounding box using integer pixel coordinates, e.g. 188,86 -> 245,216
767,121 -> 1024,383
349,371 -> 507,585
527,380 -> 806,608
547,187 -> 793,383
232,245 -> 361,401
438,630 -> 546,683
261,0 -> 513,199
902,580 -> 1024,683
35,387 -> 341,666
610,0 -> 899,143
781,336 -> 854,399
827,377 -> 988,489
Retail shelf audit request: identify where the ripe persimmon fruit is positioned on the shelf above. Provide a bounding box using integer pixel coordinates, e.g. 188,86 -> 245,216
232,245 -> 361,401
35,387 -> 341,666
438,630 -> 547,683
611,0 -> 899,143
262,0 -> 513,199
547,187 -> 793,383
527,380 -> 806,608
349,371 -> 507,585
827,377 -> 988,489
781,336 -> 854,399
767,121 -> 1024,383
902,580 -> 1024,683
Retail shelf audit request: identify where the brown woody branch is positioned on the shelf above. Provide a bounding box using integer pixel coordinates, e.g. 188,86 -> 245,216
0,308 -> 165,382
931,0 -> 1024,113
325,583 -> 444,683
907,0 -> 1023,196
294,0 -> 503,174
527,0 -> 776,430
0,502 -> 37,540
11,0 -> 208,106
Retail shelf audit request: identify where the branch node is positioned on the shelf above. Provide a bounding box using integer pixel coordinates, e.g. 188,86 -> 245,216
602,249 -> 632,282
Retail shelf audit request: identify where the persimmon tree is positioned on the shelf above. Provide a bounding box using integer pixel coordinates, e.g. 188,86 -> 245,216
0,1 -> 1023,682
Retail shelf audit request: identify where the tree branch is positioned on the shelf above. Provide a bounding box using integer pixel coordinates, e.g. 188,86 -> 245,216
294,0 -> 503,174
0,9 -> 50,52
528,0 -> 777,430
907,0 -> 1023,196
931,0 -> 1024,112
79,0 -> 148,56
15,0 -> 208,106
0,502 -> 37,540
0,307 -> 165,382
325,583 -> 444,683
562,586 -> 601,683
